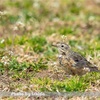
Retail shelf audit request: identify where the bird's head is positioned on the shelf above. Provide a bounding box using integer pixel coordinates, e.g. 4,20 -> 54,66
53,42 -> 71,53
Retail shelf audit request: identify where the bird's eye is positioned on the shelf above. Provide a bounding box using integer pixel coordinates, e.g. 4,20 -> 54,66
61,45 -> 64,47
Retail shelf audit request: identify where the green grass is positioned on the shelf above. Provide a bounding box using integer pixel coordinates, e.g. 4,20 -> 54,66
24,72 -> 100,92
59,26 -> 75,35
28,35 -> 47,53
0,57 -> 48,74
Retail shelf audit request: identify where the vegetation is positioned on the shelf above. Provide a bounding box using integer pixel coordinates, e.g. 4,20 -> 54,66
0,0 -> 100,99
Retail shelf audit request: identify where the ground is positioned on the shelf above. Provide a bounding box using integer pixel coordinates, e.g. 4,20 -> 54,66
0,0 -> 100,99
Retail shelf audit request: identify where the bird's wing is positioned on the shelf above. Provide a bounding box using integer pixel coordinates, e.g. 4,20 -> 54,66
70,52 -> 99,72
71,52 -> 93,67
71,52 -> 87,63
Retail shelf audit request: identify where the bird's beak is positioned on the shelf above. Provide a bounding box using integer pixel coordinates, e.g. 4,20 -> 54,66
52,43 -> 57,47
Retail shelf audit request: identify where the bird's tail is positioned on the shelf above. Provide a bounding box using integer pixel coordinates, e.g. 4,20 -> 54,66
90,66 -> 100,72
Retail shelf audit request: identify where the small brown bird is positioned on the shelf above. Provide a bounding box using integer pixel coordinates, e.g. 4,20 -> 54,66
53,42 -> 100,75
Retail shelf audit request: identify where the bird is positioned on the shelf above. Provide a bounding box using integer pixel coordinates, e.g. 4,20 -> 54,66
53,42 -> 100,75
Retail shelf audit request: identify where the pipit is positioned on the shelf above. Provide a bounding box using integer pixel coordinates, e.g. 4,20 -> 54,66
53,42 -> 100,75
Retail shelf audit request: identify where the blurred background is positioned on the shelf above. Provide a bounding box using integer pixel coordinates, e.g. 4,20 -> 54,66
0,0 -> 100,37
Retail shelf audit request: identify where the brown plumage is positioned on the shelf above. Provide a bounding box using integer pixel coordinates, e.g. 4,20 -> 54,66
53,42 -> 100,75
